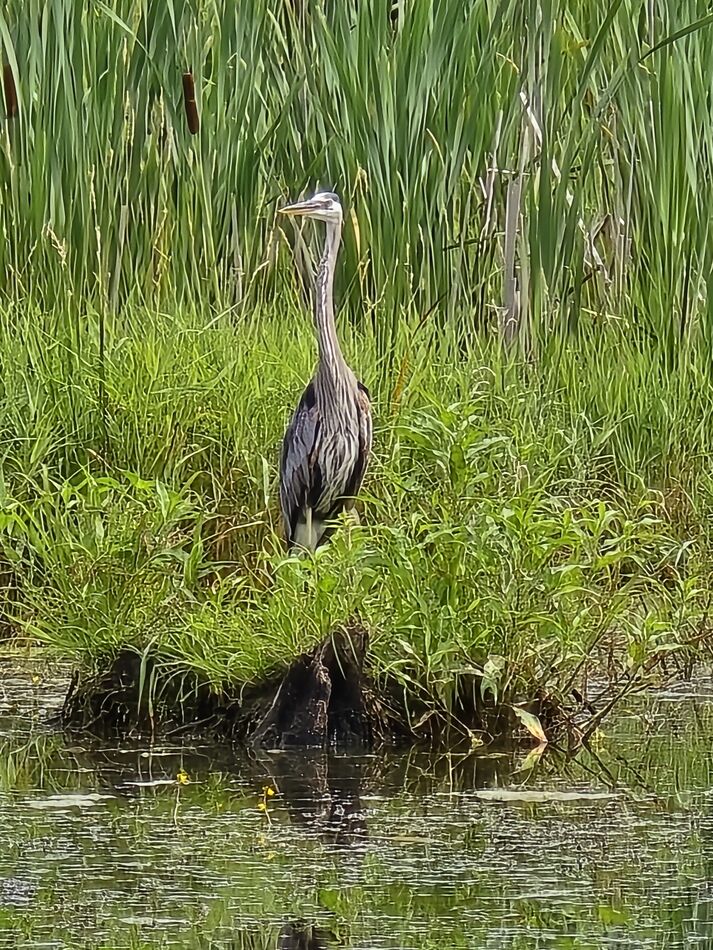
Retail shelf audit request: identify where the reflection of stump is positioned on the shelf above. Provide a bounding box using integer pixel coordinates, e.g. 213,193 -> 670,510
278,921 -> 331,950
257,749 -> 367,845
250,626 -> 371,748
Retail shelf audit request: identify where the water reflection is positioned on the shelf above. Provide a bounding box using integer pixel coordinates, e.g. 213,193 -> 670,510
4,664 -> 713,947
256,751 -> 368,846
205,922 -> 332,950
277,921 -> 332,949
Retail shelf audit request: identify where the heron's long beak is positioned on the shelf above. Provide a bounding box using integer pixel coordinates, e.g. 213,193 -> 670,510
278,197 -> 322,217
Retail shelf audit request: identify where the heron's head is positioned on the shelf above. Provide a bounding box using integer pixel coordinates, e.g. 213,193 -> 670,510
278,191 -> 342,225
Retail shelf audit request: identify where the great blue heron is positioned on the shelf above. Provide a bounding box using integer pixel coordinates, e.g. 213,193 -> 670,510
277,191 -> 372,552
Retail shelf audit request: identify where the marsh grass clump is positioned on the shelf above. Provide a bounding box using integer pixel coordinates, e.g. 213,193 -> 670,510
1,0 -> 713,348
0,0 -> 713,740
0,306 -> 707,742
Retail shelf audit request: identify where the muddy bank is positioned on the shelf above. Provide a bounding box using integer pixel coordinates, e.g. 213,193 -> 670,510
60,625 -> 410,748
55,622 -> 599,750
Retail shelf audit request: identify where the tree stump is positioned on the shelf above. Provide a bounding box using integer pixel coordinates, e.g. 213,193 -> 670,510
249,625 -> 372,748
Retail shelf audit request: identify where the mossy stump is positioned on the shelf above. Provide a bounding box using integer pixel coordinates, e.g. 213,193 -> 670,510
60,624 -> 397,749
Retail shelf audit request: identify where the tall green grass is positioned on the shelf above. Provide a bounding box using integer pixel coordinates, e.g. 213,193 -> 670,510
2,0 -> 713,355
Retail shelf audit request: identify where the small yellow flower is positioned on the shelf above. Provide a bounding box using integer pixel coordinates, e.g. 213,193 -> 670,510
257,801 -> 267,811
177,769 -> 190,786
587,728 -> 607,750
266,786 -> 275,797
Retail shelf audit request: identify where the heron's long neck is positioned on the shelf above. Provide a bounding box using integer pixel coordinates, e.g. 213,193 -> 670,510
314,220 -> 348,393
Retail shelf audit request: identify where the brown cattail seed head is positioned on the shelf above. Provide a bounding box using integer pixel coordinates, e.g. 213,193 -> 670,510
182,71 -> 199,135
3,64 -> 18,119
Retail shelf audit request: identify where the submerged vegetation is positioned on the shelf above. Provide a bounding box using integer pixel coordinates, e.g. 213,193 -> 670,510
0,0 -> 713,738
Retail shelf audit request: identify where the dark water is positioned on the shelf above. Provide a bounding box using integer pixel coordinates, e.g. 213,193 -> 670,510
2,655 -> 713,948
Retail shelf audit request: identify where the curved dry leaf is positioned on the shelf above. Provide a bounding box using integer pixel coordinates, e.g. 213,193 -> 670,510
512,705 -> 548,744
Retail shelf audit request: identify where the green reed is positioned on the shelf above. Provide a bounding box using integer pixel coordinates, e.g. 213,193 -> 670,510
1,0 -> 712,360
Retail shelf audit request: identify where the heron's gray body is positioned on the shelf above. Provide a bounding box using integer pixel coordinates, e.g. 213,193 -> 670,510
281,373 -> 371,551
278,192 -> 372,552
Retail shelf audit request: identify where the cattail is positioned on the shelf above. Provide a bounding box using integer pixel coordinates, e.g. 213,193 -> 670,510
182,71 -> 199,135
3,64 -> 18,119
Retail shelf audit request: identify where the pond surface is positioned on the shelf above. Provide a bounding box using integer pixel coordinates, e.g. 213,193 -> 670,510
2,654 -> 713,949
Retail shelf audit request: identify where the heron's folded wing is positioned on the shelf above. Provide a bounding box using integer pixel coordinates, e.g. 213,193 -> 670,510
343,381 -> 372,500
280,384 -> 320,536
